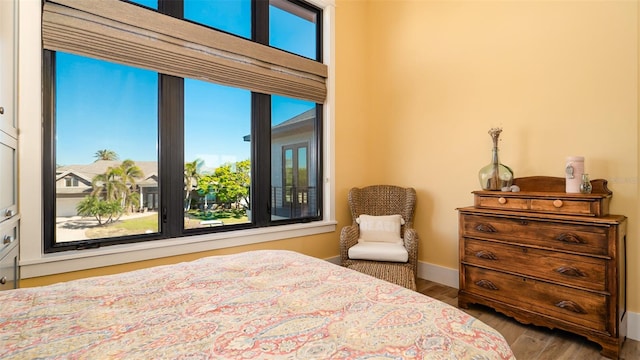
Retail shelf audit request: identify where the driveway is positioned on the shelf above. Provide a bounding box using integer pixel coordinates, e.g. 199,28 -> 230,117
55,212 -> 158,243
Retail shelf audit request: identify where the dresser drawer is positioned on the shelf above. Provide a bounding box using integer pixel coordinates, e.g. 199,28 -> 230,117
0,217 -> 18,259
475,195 -> 529,211
529,198 -> 594,216
0,132 -> 17,224
463,266 -> 608,332
461,214 -> 609,256
474,194 -> 607,217
462,238 -> 606,291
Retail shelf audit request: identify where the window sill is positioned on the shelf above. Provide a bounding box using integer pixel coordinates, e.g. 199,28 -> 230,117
20,220 -> 337,278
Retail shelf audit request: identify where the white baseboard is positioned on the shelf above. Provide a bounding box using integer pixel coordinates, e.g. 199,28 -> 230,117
628,311 -> 640,342
417,260 -> 459,289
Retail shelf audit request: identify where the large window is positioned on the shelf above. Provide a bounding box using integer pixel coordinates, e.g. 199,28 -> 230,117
43,0 -> 325,252
184,80 -> 251,229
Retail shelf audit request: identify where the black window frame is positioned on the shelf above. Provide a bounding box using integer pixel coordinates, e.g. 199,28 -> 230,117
43,0 -> 324,253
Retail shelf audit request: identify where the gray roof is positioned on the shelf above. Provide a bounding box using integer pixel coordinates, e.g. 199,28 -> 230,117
57,160 -> 158,186
244,108 -> 315,142
273,108 -> 316,131
55,170 -> 93,184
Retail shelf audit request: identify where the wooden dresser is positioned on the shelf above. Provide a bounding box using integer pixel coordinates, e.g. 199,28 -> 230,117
458,176 -> 627,359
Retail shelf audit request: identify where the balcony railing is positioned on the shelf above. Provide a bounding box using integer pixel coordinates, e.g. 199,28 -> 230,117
271,186 -> 317,219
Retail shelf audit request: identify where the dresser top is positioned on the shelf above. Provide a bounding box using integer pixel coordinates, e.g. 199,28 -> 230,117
472,176 -> 611,200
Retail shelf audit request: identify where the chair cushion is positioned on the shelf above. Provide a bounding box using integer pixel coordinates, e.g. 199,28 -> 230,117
356,214 -> 404,244
348,242 -> 409,263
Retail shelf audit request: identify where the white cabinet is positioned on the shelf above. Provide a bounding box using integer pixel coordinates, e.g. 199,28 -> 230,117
0,0 -> 19,290
0,0 -> 17,222
0,132 -> 17,222
0,0 -> 16,137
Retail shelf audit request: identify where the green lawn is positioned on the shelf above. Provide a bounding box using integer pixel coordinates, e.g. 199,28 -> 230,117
85,213 -> 249,238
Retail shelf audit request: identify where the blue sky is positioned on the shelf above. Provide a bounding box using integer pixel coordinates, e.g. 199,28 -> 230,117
56,0 -> 316,169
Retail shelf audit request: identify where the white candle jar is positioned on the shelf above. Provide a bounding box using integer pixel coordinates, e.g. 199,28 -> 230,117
565,156 -> 585,193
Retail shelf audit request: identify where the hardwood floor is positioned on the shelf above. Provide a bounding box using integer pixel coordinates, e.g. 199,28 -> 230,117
416,278 -> 640,360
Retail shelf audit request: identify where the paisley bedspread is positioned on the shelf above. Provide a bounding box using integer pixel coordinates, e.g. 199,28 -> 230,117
0,250 -> 515,359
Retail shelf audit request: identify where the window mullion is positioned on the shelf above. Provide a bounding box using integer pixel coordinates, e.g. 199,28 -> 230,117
42,50 -> 58,252
252,93 -> 271,227
314,105 -> 323,218
253,0 -> 269,44
158,0 -> 183,16
159,74 -> 185,238
157,0 -> 184,240
252,0 -> 270,226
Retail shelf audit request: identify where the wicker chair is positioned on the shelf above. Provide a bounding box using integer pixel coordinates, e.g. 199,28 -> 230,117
340,185 -> 418,291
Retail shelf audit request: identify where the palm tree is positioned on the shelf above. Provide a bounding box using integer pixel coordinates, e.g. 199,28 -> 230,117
117,159 -> 144,212
184,158 -> 204,211
91,159 -> 144,216
94,149 -> 119,161
91,166 -> 128,202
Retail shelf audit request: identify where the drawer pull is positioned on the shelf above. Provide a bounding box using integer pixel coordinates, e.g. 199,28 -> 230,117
498,197 -> 507,204
555,233 -> 585,245
475,223 -> 497,233
555,266 -> 586,278
553,199 -> 563,208
0,276 -> 6,285
475,279 -> 499,290
475,250 -> 497,260
554,300 -> 586,314
4,209 -> 14,218
3,235 -> 14,245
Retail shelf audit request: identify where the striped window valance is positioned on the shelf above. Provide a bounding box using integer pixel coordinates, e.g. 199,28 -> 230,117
42,0 -> 327,103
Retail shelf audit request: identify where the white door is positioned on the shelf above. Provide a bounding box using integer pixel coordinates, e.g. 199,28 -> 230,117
0,0 -> 16,136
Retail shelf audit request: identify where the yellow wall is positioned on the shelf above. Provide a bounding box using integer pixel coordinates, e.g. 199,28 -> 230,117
363,0 -> 638,311
21,0 -> 640,316
21,237 -> 340,286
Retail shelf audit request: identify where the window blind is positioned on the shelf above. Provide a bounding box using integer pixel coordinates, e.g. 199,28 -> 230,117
42,0 -> 327,103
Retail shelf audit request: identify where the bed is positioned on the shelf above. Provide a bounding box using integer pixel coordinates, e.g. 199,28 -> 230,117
0,250 -> 515,359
